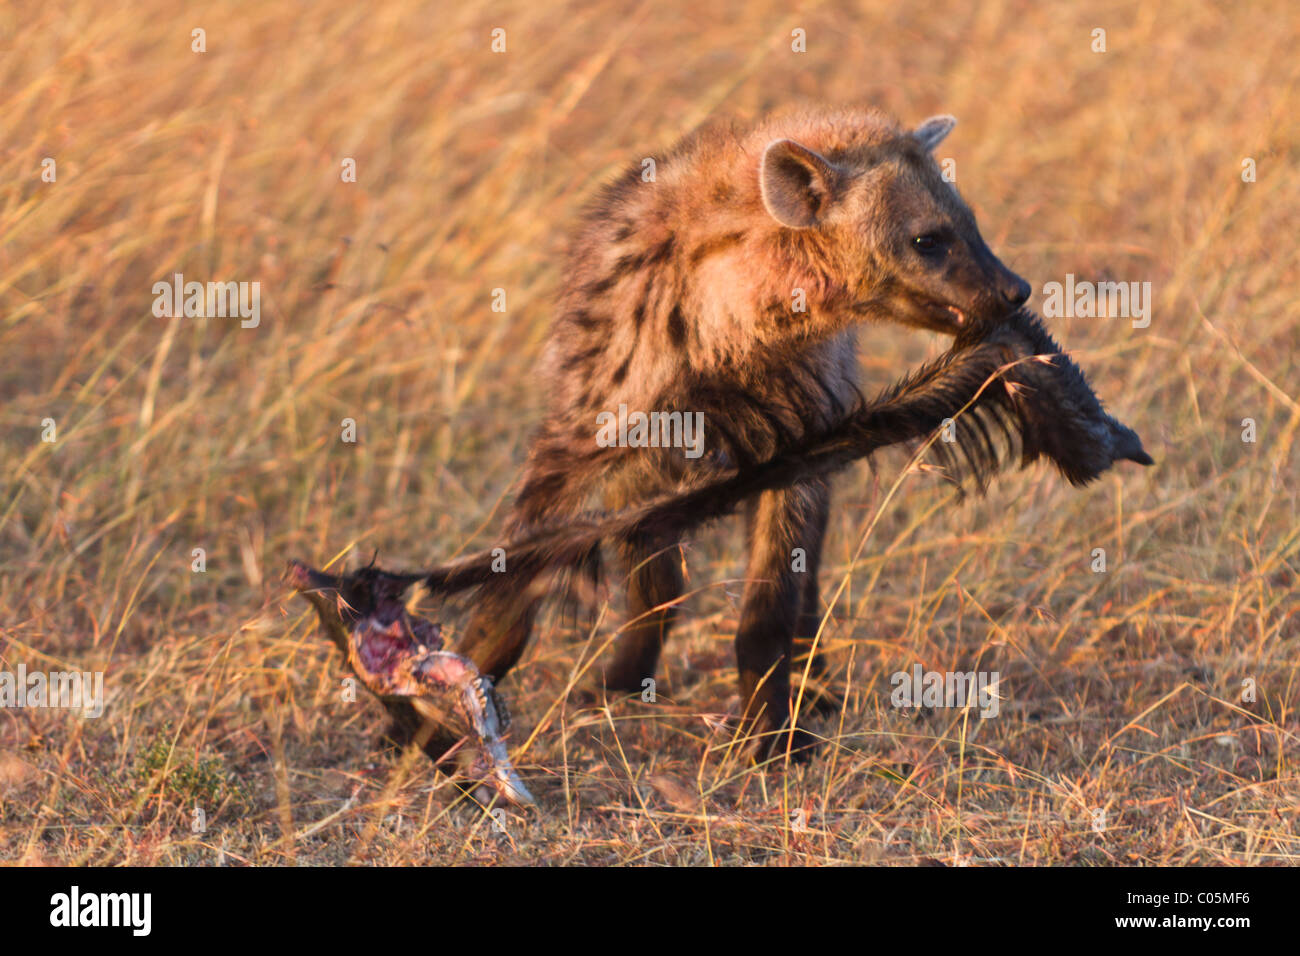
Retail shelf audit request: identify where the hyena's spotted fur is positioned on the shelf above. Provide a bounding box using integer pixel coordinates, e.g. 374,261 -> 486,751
458,105 -> 1033,756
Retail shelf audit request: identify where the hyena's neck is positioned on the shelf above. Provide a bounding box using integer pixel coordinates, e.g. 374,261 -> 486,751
547,141 -> 858,409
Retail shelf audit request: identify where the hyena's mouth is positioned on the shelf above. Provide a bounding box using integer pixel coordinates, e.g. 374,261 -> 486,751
916,297 -> 967,331
850,292 -> 966,332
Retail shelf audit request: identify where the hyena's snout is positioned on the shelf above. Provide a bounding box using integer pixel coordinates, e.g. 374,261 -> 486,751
995,267 -> 1032,308
972,238 -> 1032,314
940,253 -> 1030,333
901,233 -> 1033,333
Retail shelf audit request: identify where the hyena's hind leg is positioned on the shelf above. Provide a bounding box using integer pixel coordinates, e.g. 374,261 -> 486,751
455,441 -> 591,680
601,534 -> 685,695
454,578 -> 546,681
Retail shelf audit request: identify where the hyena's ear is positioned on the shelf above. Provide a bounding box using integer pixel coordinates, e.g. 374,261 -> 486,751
760,138 -> 840,229
912,115 -> 956,152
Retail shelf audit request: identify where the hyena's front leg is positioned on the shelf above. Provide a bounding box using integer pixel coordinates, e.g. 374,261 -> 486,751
735,480 -> 828,760
602,534 -> 685,695
790,478 -> 841,715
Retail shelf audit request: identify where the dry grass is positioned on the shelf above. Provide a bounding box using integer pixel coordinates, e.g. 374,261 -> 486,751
1,0 -> 1297,866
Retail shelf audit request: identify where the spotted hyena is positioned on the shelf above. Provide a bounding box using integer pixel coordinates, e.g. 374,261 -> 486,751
456,105 -> 1033,757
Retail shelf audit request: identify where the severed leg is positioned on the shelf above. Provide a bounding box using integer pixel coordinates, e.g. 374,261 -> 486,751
288,561 -> 534,807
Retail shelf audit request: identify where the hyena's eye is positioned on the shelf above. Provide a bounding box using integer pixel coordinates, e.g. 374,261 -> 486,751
912,233 -> 945,256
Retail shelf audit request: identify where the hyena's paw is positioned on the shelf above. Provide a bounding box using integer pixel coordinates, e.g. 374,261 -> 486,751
589,661 -> 663,704
378,718 -> 417,754
790,645 -> 843,717
793,679 -> 844,719
745,723 -> 823,765
570,680 -> 649,709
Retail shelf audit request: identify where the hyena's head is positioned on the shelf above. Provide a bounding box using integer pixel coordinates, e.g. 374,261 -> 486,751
759,114 -> 1031,334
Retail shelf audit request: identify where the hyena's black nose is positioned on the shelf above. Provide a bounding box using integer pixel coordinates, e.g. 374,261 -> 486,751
1002,275 -> 1032,306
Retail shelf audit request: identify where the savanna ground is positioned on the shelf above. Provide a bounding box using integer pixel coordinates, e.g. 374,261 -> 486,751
1,0 -> 1297,866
